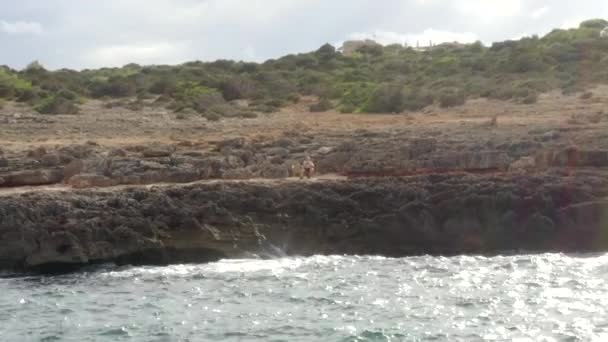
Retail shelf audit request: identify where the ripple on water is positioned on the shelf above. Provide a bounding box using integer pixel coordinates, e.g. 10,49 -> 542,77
2,253 -> 608,341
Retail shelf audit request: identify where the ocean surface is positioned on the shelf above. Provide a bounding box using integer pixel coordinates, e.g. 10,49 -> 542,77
2,254 -> 608,341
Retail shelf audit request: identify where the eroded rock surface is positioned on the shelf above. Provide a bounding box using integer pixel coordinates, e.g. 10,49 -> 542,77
1,170 -> 608,273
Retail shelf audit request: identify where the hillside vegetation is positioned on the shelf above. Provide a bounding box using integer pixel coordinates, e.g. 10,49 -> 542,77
1,19 -> 608,116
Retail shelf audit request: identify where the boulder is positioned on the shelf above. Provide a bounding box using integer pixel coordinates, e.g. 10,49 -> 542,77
318,146 -> 334,155
68,174 -> 118,189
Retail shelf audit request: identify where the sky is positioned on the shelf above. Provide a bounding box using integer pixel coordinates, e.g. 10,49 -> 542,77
1,0 -> 607,70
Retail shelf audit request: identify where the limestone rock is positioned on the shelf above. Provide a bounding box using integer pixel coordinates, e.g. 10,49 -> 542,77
68,174 -> 118,188
1,169 -> 64,187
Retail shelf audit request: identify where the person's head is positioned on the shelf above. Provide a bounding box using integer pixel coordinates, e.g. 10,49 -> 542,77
305,155 -> 311,161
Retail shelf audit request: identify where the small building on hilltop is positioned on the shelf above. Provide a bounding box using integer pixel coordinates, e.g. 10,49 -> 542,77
340,39 -> 382,56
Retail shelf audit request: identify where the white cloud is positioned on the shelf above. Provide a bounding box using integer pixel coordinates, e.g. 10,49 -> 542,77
2,0 -> 607,69
347,29 -> 478,47
456,0 -> 523,19
84,42 -> 192,67
531,6 -> 550,19
0,20 -> 43,34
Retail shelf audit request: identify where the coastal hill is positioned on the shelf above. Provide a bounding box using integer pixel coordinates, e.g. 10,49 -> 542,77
1,19 -> 608,118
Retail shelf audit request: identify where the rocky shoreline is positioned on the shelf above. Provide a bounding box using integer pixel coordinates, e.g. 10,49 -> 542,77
1,169 -> 607,273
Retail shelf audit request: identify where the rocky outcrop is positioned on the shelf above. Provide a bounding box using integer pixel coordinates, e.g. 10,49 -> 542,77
1,169 -> 64,187
1,170 -> 608,273
2,134 -> 608,189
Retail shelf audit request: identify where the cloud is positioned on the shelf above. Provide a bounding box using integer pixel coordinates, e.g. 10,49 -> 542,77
456,0 -> 523,20
1,0 -> 608,69
0,20 -> 43,34
347,29 -> 478,47
531,6 -> 550,19
84,42 -> 192,67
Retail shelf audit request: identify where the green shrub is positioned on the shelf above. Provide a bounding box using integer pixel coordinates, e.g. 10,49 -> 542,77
334,82 -> 375,113
170,83 -> 225,113
364,83 -> 404,113
438,88 -> 466,108
309,98 -> 333,112
220,77 -> 256,101
401,87 -> 434,111
35,96 -> 79,115
4,19 -> 608,116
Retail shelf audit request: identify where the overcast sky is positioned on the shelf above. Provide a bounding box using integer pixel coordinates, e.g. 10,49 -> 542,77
1,0 -> 607,70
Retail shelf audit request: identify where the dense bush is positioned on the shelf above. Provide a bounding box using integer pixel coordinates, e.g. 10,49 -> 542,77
35,95 -> 79,114
310,98 -> 333,112
438,88 -> 466,108
364,83 -> 404,113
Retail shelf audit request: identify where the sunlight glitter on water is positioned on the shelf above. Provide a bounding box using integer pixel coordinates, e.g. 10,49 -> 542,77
3,253 -> 608,341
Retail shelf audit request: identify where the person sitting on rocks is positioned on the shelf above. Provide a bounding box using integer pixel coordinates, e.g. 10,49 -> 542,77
302,156 -> 315,179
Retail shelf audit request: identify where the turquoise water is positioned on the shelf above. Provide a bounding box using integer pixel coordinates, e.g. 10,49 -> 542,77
2,254 -> 608,341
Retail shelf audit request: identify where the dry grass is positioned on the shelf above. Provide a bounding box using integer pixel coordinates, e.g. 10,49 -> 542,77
1,86 -> 608,153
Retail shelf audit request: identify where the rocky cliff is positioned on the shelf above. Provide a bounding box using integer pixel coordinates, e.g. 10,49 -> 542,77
2,169 -> 607,273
